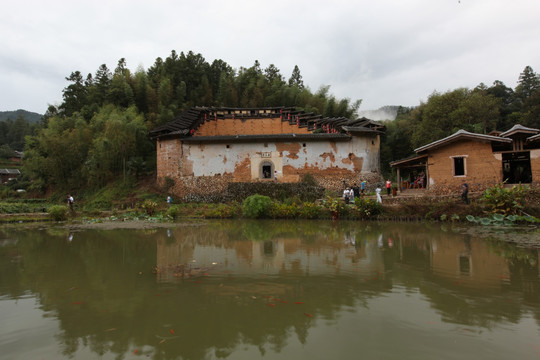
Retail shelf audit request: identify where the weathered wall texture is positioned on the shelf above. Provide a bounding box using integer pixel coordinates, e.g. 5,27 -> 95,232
427,140 -> 502,193
156,139 -> 183,180
157,135 -> 382,200
531,149 -> 540,186
195,117 -> 312,136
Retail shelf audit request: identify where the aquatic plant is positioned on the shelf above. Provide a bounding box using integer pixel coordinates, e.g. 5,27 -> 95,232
481,183 -> 526,215
465,213 -> 539,226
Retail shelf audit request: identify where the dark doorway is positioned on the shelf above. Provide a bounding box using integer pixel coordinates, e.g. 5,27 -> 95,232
261,161 -> 273,179
502,152 -> 532,184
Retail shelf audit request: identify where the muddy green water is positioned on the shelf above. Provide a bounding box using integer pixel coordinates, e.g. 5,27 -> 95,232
0,220 -> 539,360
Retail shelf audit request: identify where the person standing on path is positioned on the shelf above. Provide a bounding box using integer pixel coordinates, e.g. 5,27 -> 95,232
386,179 -> 392,196
67,195 -> 74,212
461,183 -> 469,204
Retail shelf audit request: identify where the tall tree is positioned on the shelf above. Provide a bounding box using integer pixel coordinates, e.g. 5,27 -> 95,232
288,65 -> 304,89
487,80 -> 516,130
515,66 -> 540,102
61,71 -> 88,116
109,59 -> 135,108
87,64 -> 112,106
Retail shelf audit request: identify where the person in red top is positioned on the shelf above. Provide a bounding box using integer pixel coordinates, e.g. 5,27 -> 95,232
385,179 -> 392,196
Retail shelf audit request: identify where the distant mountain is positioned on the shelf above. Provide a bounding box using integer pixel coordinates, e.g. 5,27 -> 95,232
0,110 -> 42,123
358,106 -> 401,121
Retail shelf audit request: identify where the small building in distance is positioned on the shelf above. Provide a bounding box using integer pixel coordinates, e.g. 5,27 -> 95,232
150,107 -> 385,200
0,169 -> 21,184
391,124 -> 540,194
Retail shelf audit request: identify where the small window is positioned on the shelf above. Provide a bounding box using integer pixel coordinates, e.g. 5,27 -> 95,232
453,157 -> 465,176
302,143 -> 306,147
226,144 -> 230,149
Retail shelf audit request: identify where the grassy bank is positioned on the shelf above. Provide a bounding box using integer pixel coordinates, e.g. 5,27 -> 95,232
1,181 -> 539,224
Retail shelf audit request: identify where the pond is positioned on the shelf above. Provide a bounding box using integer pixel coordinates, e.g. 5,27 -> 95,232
0,220 -> 539,360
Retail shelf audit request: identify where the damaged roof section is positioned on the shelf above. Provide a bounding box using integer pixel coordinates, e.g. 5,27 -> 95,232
182,133 -> 352,143
149,107 -> 385,140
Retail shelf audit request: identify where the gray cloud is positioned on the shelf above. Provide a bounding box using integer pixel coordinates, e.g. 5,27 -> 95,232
1,0 -> 539,113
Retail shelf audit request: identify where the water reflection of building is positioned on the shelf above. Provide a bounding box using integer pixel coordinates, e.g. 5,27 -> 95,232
155,226 -> 385,283
156,224 -> 539,302
394,229 -> 539,297
429,237 -> 509,289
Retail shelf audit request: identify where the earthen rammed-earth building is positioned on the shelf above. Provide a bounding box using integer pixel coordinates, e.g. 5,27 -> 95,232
150,107 -> 385,200
391,124 -> 540,194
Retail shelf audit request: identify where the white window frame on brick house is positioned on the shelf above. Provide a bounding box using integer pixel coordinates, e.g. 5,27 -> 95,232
451,155 -> 467,177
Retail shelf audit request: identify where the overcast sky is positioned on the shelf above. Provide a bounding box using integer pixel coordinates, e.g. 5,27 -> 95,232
1,0 -> 539,115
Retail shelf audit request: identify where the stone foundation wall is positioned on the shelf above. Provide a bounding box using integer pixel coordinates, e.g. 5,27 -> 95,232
159,171 -> 383,202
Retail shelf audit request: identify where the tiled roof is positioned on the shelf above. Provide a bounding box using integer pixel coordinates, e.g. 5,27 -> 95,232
149,107 -> 385,139
181,133 -> 351,143
500,124 -> 539,138
527,133 -> 540,142
414,129 -> 512,153
0,169 -> 21,175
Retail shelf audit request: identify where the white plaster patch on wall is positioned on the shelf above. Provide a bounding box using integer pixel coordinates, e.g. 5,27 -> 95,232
493,153 -> 502,161
530,149 -> 540,159
182,137 -> 381,177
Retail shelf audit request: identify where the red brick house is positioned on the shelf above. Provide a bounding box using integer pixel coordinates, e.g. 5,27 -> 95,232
391,124 -> 540,193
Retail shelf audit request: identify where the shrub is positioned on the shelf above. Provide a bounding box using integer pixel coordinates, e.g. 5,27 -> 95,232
242,194 -> 272,218
226,182 -> 325,203
298,202 -> 321,219
204,203 -> 241,218
141,199 -> 158,216
481,183 -> 526,215
353,198 -> 382,219
323,196 -> 346,219
48,205 -> 68,221
269,202 -> 299,218
166,205 -> 180,219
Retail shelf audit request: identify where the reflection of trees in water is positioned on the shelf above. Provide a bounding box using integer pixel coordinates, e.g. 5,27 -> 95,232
486,238 -> 539,304
1,222 -> 540,358
396,229 -> 540,329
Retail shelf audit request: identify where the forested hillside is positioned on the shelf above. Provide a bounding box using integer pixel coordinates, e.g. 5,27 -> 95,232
0,110 -> 42,123
4,48 -> 539,193
0,111 -> 41,154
